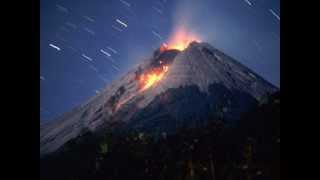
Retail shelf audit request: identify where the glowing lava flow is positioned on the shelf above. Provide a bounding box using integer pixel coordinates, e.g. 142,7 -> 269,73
114,26 -> 200,111
139,65 -> 169,92
114,65 -> 169,111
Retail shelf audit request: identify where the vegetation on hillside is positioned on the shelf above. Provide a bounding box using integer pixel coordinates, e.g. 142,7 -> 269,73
40,91 -> 280,180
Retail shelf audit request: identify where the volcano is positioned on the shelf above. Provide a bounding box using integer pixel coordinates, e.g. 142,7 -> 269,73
40,42 -> 277,155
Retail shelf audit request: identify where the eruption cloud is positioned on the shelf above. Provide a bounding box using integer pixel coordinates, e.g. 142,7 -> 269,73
166,25 -> 201,51
165,0 -> 207,51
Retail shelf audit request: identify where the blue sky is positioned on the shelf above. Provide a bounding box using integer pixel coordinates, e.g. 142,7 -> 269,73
40,0 -> 280,121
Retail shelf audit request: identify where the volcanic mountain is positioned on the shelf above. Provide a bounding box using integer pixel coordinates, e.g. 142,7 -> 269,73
40,41 -> 278,155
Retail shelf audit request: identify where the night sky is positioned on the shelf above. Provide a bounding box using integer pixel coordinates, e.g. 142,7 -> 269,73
40,0 -> 280,122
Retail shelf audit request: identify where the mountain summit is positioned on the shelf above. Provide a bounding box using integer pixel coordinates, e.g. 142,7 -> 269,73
40,42 -> 277,155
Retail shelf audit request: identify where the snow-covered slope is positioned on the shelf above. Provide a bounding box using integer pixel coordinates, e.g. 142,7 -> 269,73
40,42 -> 277,155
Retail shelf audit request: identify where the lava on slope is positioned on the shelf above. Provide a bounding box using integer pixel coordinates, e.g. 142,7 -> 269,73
113,35 -> 202,112
114,64 -> 169,112
137,47 -> 181,92
138,65 -> 169,92
114,48 -> 180,112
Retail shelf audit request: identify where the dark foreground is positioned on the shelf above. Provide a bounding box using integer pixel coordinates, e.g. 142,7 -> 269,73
40,92 -> 280,180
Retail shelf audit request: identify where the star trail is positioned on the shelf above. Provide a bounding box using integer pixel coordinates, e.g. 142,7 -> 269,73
40,0 -> 279,122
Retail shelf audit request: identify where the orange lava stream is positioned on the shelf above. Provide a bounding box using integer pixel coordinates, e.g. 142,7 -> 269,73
139,65 -> 169,92
114,65 -> 169,111
114,25 -> 200,111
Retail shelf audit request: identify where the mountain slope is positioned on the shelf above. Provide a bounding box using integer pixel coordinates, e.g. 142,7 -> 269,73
40,42 -> 277,155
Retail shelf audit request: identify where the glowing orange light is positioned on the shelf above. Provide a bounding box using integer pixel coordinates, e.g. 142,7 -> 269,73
139,65 -> 169,92
114,65 -> 169,112
166,26 -> 201,51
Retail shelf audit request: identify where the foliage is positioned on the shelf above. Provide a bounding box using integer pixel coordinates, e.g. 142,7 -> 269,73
99,143 -> 108,155
40,91 -> 280,180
